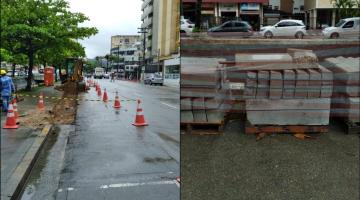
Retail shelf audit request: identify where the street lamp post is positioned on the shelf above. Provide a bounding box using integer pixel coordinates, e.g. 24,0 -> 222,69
138,27 -> 148,82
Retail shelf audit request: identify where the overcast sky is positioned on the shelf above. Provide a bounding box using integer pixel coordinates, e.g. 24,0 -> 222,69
68,0 -> 142,59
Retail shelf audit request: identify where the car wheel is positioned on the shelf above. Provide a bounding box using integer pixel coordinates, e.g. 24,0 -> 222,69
295,32 -> 304,39
149,81 -> 152,85
330,32 -> 339,39
264,31 -> 273,38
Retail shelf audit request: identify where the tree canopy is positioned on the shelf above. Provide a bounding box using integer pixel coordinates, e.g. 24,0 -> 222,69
1,0 -> 98,90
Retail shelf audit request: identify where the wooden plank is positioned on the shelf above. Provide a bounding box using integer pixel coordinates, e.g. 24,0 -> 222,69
245,121 -> 329,134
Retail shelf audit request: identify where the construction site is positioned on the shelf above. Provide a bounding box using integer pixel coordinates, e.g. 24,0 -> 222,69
180,38 -> 359,200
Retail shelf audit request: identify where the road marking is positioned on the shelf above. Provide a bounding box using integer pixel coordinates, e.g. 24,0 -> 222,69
134,92 -> 142,97
100,180 -> 176,189
160,102 -> 178,110
58,189 -> 63,192
67,187 -> 74,191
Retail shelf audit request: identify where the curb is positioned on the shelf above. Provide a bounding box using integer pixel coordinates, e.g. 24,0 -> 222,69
1,124 -> 53,200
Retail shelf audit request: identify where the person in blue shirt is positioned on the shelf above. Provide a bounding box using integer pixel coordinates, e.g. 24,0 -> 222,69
1,70 -> 15,113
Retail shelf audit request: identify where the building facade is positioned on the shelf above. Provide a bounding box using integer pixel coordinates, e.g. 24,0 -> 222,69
110,35 -> 141,75
304,0 -> 359,29
263,0 -> 304,25
141,0 -> 180,80
182,0 -> 269,30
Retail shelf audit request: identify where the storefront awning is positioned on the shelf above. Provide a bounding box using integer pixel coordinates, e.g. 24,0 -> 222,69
182,0 -> 268,3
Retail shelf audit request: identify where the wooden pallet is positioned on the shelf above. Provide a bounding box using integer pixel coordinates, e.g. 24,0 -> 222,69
181,121 -> 225,135
245,121 -> 329,135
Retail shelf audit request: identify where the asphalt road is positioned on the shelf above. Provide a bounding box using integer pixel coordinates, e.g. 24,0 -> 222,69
19,79 -> 180,200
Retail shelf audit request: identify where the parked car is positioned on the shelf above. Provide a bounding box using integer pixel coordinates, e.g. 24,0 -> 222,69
322,17 -> 360,39
180,18 -> 195,34
208,20 -> 253,36
103,73 -> 110,79
260,19 -> 306,39
144,73 -> 163,86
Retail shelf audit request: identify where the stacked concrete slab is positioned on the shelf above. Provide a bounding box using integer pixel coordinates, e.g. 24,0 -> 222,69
181,57 -> 230,124
321,56 -> 360,123
223,52 -> 333,126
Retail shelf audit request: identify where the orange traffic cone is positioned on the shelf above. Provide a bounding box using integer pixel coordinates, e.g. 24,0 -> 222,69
37,92 -> 45,111
3,103 -> 19,129
113,91 -> 121,109
132,99 -> 148,126
97,87 -> 102,96
103,88 -> 108,102
12,98 -> 19,119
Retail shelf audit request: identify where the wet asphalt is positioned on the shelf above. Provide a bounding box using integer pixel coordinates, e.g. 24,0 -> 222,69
18,79 -> 179,200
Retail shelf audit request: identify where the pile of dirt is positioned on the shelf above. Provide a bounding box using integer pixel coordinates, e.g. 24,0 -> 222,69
18,109 -> 53,129
52,81 -> 79,124
18,81 -> 81,128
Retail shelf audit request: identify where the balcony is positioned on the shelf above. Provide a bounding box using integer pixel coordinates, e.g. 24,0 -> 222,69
141,0 -> 152,10
141,5 -> 153,20
141,17 -> 152,29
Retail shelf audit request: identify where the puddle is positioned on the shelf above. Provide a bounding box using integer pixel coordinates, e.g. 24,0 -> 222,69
143,157 -> 175,163
157,132 -> 179,145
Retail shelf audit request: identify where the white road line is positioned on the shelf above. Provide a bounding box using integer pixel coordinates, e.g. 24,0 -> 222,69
160,102 -> 178,110
100,180 -> 176,189
59,180 -> 178,192
134,92 -> 142,97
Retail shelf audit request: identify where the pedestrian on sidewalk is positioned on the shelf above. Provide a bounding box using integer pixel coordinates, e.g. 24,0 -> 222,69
1,69 -> 15,113
110,72 -> 115,82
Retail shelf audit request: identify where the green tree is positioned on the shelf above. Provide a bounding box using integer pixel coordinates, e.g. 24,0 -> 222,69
331,0 -> 359,20
1,0 -> 98,90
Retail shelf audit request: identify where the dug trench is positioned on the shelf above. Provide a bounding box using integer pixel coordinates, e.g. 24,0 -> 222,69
18,81 -> 81,129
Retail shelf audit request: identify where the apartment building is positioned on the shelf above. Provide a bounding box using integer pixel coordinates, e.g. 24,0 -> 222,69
304,0 -> 359,29
141,0 -> 180,80
110,35 -> 141,70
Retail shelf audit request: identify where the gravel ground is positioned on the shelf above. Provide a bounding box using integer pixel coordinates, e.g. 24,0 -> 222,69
181,120 -> 359,200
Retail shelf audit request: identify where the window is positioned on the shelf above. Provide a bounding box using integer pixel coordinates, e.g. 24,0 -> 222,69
277,22 -> 289,27
223,22 -> 233,28
300,5 -> 304,11
343,21 -> 354,28
234,22 -> 245,27
274,6 -> 279,10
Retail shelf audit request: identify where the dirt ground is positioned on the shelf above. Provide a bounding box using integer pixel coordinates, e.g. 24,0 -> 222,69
18,82 -> 80,129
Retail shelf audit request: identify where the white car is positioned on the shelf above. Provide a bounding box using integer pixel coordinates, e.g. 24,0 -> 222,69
322,17 -> 360,39
180,18 -> 195,34
260,19 -> 306,39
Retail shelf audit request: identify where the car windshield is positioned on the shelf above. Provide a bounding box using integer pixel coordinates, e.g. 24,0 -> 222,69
335,20 -> 346,27
154,74 -> 162,78
186,20 -> 193,24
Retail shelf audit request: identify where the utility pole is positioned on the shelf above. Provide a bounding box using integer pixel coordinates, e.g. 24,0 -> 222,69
138,27 -> 148,81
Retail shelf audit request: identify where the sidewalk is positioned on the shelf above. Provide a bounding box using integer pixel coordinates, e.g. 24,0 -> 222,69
1,84 -> 62,200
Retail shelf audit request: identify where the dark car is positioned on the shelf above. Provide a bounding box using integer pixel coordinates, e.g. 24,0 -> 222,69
208,20 -> 253,37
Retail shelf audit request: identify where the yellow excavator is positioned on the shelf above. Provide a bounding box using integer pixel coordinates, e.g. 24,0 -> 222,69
59,57 -> 86,92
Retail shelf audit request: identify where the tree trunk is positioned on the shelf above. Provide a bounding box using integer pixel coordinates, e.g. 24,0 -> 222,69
12,63 -> 16,77
26,50 -> 34,91
195,0 -> 202,29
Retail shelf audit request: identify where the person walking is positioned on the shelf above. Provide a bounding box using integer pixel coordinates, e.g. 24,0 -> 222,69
1,70 -> 15,113
110,72 -> 115,82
